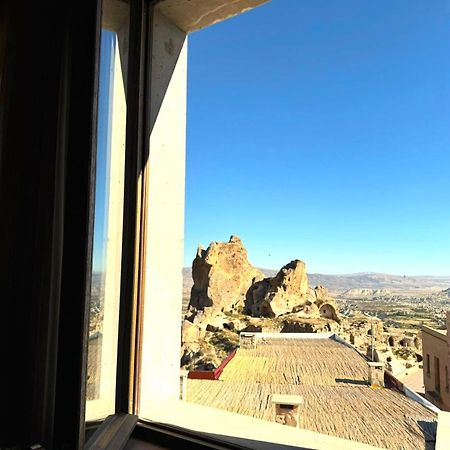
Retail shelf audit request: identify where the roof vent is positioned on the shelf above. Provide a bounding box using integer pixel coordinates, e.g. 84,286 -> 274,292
368,362 -> 385,388
271,394 -> 303,428
240,332 -> 256,349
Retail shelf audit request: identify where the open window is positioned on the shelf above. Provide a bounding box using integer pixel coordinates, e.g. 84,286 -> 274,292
2,1 -> 449,449
84,0 -> 450,447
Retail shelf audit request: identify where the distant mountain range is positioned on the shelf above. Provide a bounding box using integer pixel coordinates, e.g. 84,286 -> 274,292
182,267 -> 450,296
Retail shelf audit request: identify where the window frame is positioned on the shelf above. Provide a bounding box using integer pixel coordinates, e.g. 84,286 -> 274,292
446,366 -> 449,392
1,1 -> 323,449
0,0 -> 102,448
85,0 -> 142,421
435,356 -> 441,394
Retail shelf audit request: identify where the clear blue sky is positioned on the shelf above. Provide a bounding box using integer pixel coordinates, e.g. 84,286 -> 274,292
184,0 -> 450,275
93,31 -> 114,273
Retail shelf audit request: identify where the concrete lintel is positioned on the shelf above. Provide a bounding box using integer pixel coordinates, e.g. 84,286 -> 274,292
155,0 -> 271,33
272,394 -> 303,406
367,362 -> 384,368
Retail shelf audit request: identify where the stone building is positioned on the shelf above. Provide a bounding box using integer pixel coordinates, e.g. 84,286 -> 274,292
422,312 -> 450,411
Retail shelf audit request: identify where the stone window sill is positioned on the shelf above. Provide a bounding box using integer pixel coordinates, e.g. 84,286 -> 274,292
138,400 -> 378,450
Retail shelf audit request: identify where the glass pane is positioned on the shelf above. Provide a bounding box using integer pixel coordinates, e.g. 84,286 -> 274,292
86,0 -> 130,421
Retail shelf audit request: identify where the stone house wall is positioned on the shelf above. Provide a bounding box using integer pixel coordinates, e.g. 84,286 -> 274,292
422,322 -> 450,411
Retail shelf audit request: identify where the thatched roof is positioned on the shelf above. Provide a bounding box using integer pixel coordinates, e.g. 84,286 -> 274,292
187,337 -> 436,450
221,339 -> 368,386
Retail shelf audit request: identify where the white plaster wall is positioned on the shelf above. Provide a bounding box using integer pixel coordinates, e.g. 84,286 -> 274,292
139,11 -> 187,408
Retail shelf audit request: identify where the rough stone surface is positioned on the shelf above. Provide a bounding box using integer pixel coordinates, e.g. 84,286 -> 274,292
340,288 -> 391,298
181,237 -> 343,370
246,260 -> 314,317
189,235 -> 264,314
314,286 -> 329,304
292,302 -> 320,318
319,301 -> 339,321
280,317 -> 341,334
181,320 -> 203,343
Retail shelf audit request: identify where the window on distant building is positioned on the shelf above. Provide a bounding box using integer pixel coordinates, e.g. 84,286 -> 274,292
435,356 -> 441,393
427,354 -> 430,376
446,366 -> 449,392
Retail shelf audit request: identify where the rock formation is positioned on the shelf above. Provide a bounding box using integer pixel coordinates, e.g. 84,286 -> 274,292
280,317 -> 341,334
245,260 -> 340,319
189,235 -> 264,314
182,236 -> 341,370
313,286 -> 329,304
246,260 -> 313,317
339,288 -> 391,298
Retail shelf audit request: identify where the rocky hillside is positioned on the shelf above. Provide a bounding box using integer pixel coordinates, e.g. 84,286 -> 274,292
184,269 -> 450,296
181,236 -> 340,370
338,288 -> 391,298
181,237 -> 430,376
308,272 -> 450,293
189,235 -> 264,313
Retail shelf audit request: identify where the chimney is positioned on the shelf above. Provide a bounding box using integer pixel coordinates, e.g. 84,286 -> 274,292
271,394 -> 303,428
240,332 -> 256,349
368,362 -> 385,388
179,369 -> 188,400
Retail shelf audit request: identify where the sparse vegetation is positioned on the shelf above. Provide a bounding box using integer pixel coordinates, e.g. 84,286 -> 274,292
393,347 -> 417,360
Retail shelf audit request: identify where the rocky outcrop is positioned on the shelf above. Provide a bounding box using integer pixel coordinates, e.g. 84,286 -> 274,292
189,235 -> 264,314
313,286 -> 329,304
246,260 -> 318,318
182,237 -> 342,370
280,317 -> 341,334
339,288 -> 391,298
181,319 -> 205,344
293,302 -> 320,318
318,301 -> 339,321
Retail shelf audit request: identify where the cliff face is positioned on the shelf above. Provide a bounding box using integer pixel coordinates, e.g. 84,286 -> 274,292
188,236 -> 339,320
189,235 -> 264,314
182,236 -> 341,370
246,260 -> 313,317
339,288 -> 391,298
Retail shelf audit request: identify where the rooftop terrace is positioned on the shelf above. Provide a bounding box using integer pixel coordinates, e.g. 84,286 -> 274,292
187,336 -> 437,450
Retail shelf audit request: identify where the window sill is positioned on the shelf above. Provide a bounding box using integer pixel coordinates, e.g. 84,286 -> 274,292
138,400 -> 377,450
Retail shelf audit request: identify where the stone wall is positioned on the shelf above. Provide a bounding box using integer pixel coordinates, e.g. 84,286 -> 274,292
422,325 -> 450,411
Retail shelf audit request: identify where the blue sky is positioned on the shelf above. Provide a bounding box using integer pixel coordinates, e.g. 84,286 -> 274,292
93,31 -> 114,273
184,0 -> 450,275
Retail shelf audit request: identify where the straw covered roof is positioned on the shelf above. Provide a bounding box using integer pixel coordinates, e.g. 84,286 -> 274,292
187,337 -> 437,450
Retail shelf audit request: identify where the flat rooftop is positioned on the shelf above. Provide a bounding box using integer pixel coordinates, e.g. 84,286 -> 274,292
422,325 -> 447,342
187,336 -> 436,450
